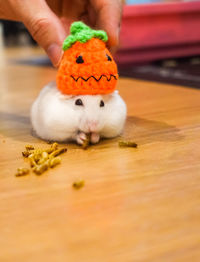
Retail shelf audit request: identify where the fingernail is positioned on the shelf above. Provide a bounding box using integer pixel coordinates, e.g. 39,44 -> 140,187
47,44 -> 63,68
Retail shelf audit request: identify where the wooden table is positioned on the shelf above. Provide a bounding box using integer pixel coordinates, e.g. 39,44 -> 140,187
0,47 -> 200,262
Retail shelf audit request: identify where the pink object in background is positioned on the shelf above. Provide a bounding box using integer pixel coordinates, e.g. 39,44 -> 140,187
115,1 -> 200,64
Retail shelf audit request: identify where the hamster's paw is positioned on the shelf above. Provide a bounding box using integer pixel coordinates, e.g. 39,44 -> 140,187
76,132 -> 87,145
91,133 -> 100,144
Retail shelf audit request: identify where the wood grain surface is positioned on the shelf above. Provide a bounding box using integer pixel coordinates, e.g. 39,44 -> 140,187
0,47 -> 200,262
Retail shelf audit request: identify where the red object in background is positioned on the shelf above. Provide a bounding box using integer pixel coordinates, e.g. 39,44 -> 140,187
115,1 -> 200,64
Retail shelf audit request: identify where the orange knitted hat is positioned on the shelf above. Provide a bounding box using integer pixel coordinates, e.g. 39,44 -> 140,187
56,22 -> 118,95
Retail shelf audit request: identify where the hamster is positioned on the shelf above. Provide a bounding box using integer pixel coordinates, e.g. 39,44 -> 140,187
31,81 -> 127,145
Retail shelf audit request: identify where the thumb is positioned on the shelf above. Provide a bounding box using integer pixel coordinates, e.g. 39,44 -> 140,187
21,0 -> 66,67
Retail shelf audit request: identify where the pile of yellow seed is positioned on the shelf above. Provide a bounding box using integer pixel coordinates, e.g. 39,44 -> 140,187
16,143 -> 67,176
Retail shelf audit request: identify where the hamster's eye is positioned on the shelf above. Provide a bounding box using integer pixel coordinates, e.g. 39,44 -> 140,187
100,100 -> 105,107
106,54 -> 112,61
75,99 -> 83,106
76,56 -> 84,64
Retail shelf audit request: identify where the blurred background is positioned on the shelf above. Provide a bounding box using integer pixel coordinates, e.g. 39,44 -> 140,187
0,0 -> 200,88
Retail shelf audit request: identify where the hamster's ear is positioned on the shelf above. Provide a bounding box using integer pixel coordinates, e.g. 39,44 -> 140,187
108,90 -> 119,98
57,93 -> 73,100
102,90 -> 119,102
49,81 -> 56,88
110,90 -> 119,97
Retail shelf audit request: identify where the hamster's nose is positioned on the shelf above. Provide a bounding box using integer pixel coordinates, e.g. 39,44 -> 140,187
88,120 -> 98,132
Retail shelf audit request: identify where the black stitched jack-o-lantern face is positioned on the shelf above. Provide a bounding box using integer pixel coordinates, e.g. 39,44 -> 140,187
56,38 -> 118,95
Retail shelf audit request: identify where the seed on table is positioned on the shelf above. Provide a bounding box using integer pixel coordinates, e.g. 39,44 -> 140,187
22,151 -> 31,158
25,145 -> 34,150
15,167 -> 30,177
118,141 -> 138,148
49,148 -> 67,158
49,157 -> 61,168
33,163 -> 48,175
72,180 -> 85,189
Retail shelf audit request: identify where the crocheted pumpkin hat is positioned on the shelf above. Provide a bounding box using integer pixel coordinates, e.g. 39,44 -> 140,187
56,21 -> 118,95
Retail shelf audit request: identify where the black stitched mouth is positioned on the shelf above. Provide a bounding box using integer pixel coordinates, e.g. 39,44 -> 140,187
70,74 -> 118,82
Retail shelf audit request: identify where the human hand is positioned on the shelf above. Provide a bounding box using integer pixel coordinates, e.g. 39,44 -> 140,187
0,0 -> 122,67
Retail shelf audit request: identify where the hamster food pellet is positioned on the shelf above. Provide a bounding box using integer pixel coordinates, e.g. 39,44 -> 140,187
15,167 -> 30,177
72,180 -> 85,190
119,141 -> 138,148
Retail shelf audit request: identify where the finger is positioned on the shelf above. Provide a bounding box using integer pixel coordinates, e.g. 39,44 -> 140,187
60,0 -> 90,36
91,0 -> 123,47
46,0 -> 62,16
61,0 -> 86,20
85,4 -> 97,27
20,0 -> 67,67
0,0 -> 22,20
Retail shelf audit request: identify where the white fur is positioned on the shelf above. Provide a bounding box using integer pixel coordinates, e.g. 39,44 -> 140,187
31,81 -> 127,144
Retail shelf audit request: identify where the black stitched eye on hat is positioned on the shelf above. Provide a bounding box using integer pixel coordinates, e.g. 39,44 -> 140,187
75,99 -> 83,106
106,54 -> 112,61
76,56 -> 84,64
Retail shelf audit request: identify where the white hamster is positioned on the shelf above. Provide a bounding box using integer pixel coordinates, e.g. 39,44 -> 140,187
31,81 -> 127,145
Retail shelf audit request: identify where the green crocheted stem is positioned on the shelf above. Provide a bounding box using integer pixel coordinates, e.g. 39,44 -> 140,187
62,21 -> 108,51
